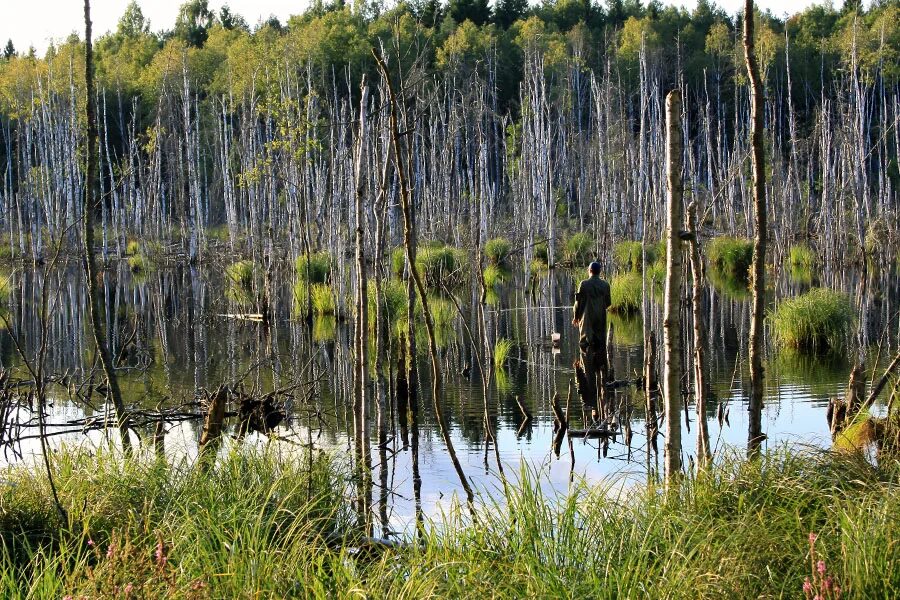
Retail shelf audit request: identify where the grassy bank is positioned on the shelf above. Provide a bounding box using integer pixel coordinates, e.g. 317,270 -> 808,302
2,448 -> 898,598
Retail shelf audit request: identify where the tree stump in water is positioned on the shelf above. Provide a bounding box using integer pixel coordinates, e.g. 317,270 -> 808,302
200,386 -> 228,457
828,363 -> 865,437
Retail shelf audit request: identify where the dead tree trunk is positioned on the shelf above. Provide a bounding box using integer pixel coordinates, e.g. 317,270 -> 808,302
373,51 -> 474,504
83,0 -> 131,453
663,89 -> 685,484
744,0 -> 768,454
687,201 -> 711,467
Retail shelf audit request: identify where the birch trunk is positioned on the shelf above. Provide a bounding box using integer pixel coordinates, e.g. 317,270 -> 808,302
663,89 -> 684,484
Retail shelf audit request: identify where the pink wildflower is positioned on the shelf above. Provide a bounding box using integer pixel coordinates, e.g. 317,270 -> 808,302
155,538 -> 166,567
817,560 -> 827,574
124,583 -> 134,595
803,577 -> 812,594
824,576 -> 833,591
106,543 -> 116,559
86,539 -> 94,547
809,532 -> 818,545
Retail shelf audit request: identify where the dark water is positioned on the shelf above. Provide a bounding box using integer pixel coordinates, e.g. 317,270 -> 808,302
1,259 -> 898,533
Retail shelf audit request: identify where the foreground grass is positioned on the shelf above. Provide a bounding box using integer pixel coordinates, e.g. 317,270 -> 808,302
2,447 -> 899,598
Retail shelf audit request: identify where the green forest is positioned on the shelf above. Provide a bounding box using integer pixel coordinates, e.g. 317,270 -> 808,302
1,0 -> 900,597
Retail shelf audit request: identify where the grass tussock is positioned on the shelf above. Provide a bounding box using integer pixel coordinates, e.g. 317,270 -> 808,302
483,264 -> 511,290
225,260 -> 256,291
393,244 -> 468,288
417,244 -> 468,288
493,338 -> 514,370
613,240 -> 663,273
789,244 -> 815,270
563,232 -> 593,266
3,448 -> 899,597
0,447 -> 350,598
295,251 -> 332,285
294,282 -> 336,317
770,288 -> 854,352
609,271 -> 643,314
708,236 -> 754,278
484,237 -> 512,266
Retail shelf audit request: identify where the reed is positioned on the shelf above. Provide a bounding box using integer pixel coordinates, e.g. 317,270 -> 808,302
483,264 -> 511,289
612,240 -> 660,272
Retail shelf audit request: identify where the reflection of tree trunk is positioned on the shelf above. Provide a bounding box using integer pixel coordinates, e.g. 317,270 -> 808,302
687,202 -> 712,468
663,89 -> 684,485
374,52 -> 474,505
83,0 -> 131,454
744,0 -> 767,455
353,81 -> 371,534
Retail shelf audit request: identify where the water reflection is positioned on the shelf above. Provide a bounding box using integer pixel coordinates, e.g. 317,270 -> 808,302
1,261 -> 898,533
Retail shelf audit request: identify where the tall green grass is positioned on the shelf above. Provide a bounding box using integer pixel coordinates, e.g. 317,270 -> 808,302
612,240 -> 662,272
294,282 -> 336,317
3,448 -> 898,597
484,237 -> 512,266
493,338 -> 515,370
295,251 -> 332,284
770,288 -> 854,352
563,232 -> 593,266
225,259 -> 256,290
609,271 -> 643,314
483,264 -> 511,289
392,244 -> 468,288
788,244 -> 816,284
708,236 -> 754,278
789,244 -> 815,270
417,244 -> 468,288
0,447 -> 350,598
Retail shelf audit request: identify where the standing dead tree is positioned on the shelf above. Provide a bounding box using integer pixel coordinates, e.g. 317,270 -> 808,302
687,201 -> 711,468
663,89 -> 685,484
83,0 -> 131,453
373,50 -> 474,505
744,0 -> 768,455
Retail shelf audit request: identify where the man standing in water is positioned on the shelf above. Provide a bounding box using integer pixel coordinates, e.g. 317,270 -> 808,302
572,261 -> 612,414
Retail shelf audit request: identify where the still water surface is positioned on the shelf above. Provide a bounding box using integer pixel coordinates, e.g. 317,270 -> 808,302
2,261 -> 897,533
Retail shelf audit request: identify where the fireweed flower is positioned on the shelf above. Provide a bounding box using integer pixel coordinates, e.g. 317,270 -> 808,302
817,560 -> 827,574
155,539 -> 166,567
803,577 -> 812,593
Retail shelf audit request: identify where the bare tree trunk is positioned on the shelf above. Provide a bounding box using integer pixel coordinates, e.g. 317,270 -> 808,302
687,201 -> 711,468
744,0 -> 767,454
373,52 -> 474,504
663,89 -> 684,485
83,0 -> 130,453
